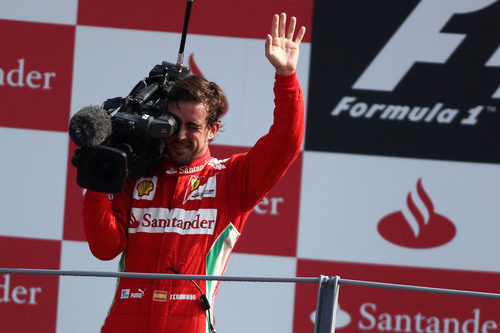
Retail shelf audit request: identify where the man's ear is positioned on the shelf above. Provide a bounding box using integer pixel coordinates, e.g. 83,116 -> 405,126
208,121 -> 220,141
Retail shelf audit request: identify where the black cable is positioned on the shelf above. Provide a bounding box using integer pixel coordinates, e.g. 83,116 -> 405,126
169,267 -> 216,333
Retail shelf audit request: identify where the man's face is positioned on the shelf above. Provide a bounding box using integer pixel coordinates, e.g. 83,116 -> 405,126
165,101 -> 220,165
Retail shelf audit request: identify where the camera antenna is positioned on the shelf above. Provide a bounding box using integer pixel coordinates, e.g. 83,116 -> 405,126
177,0 -> 194,68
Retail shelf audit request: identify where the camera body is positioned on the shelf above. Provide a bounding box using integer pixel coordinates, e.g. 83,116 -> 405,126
75,61 -> 191,193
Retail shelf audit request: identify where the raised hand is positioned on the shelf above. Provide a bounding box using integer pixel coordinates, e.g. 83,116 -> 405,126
265,13 -> 306,75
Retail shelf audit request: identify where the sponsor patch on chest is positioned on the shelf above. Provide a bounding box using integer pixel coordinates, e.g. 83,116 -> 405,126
153,290 -> 167,302
133,176 -> 158,201
129,207 -> 217,235
120,289 -> 130,299
183,175 -> 217,204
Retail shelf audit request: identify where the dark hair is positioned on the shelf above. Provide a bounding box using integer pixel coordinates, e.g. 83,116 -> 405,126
168,75 -> 226,127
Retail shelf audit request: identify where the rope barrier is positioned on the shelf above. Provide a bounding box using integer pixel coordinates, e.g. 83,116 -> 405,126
340,278 -> 500,300
1,268 -> 499,299
0,268 -> 319,283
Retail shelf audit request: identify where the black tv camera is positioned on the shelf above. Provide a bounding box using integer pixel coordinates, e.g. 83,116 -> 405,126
69,0 -> 198,194
70,62 -> 191,194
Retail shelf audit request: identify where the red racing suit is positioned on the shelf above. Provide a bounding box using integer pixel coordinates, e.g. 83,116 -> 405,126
82,72 -> 304,332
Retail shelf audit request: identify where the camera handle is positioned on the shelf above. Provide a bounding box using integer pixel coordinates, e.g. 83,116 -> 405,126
177,0 -> 194,67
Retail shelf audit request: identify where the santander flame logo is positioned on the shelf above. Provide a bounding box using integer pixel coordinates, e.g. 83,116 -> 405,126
377,179 -> 456,248
188,54 -> 204,77
188,54 -> 228,117
129,212 -> 140,228
310,306 -> 351,330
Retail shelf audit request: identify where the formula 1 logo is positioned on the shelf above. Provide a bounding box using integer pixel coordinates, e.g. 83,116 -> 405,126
353,0 -> 499,98
377,179 -> 456,248
306,0 -> 500,164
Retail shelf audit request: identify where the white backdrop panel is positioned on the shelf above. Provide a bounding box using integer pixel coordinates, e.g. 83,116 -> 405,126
0,127 -> 67,240
57,240 -> 121,333
215,253 -> 297,333
0,0 -> 77,25
298,151 -> 500,272
72,25 -> 309,148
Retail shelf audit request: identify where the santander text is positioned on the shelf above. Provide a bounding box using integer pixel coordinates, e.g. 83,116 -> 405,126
0,274 -> 42,305
129,208 -> 217,235
254,196 -> 284,215
359,303 -> 498,332
0,59 -> 56,89
142,213 -> 215,230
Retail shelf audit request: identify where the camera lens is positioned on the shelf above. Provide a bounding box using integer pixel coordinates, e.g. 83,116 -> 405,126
76,146 -> 128,193
89,150 -> 120,184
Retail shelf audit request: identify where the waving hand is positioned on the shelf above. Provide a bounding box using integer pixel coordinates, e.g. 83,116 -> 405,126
265,13 -> 306,75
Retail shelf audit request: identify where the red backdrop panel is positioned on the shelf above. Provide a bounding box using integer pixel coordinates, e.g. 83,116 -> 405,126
77,0 -> 313,42
0,236 -> 61,333
0,19 -> 74,132
211,144 -> 302,257
294,259 -> 500,333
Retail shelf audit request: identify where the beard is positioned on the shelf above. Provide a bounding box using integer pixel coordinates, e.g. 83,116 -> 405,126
165,139 -> 199,166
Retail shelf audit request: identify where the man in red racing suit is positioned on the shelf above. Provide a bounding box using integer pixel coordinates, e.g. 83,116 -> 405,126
82,13 -> 306,333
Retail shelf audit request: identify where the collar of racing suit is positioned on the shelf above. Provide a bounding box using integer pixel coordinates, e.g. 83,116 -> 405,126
161,148 -> 213,177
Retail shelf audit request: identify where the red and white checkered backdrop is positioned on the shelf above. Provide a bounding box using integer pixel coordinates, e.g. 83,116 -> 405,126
1,0 -> 499,332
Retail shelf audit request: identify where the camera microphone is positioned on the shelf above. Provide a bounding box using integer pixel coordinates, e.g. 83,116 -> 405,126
69,105 -> 113,147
